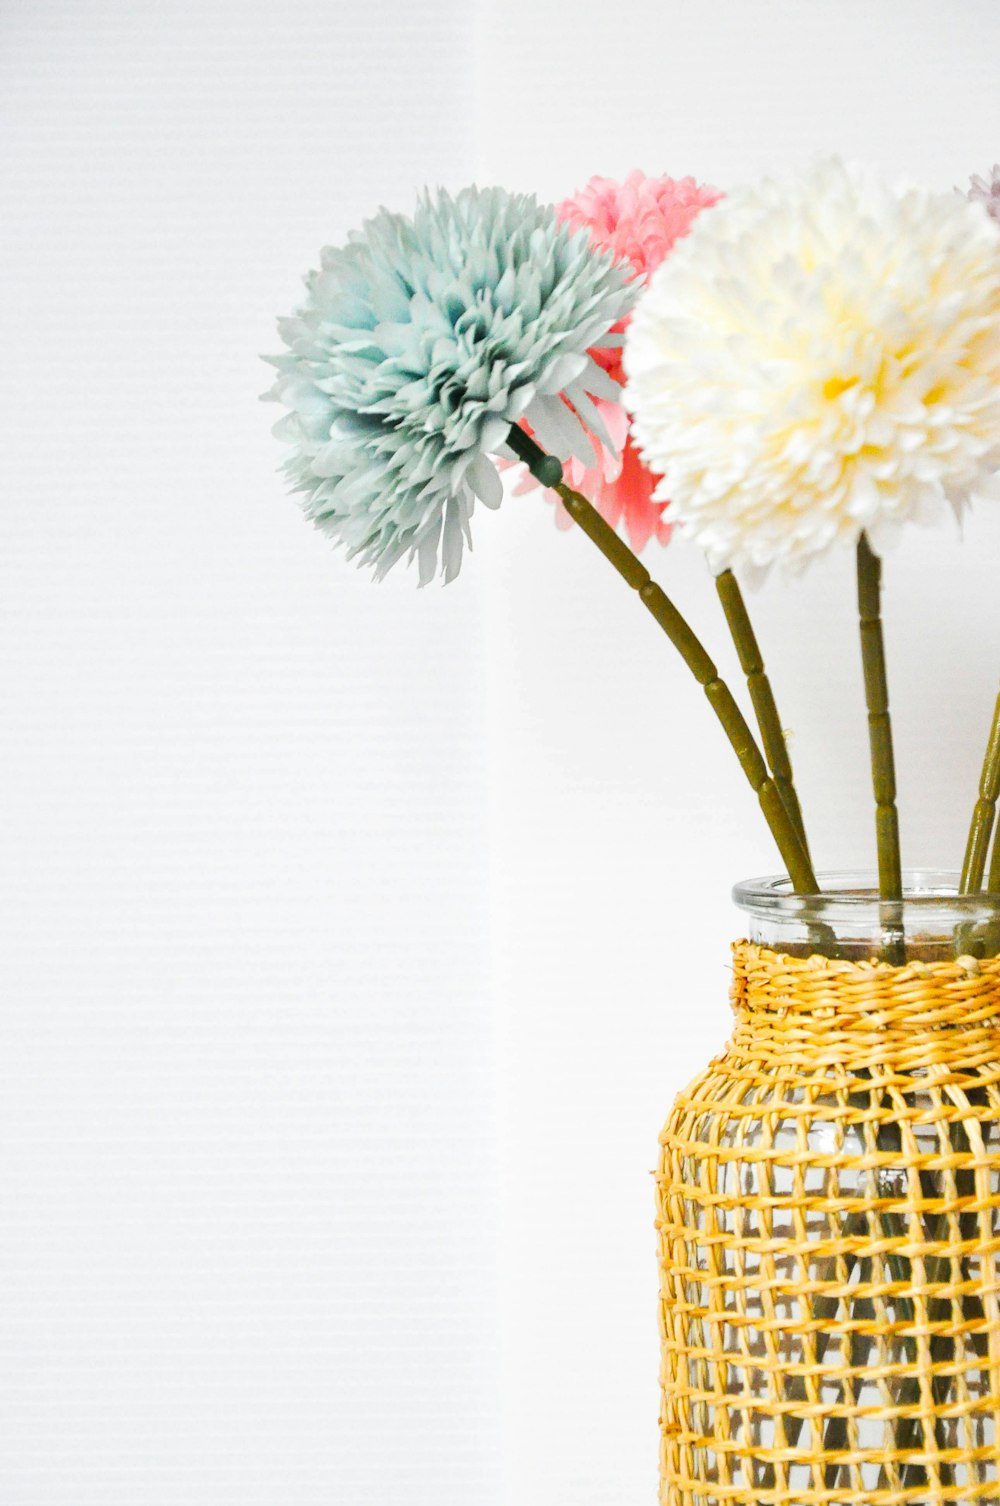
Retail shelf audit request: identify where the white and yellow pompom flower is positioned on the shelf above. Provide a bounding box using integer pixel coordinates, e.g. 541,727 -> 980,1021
623,158 -> 1000,574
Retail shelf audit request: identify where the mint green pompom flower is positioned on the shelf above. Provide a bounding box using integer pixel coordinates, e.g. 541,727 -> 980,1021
264,186 -> 635,583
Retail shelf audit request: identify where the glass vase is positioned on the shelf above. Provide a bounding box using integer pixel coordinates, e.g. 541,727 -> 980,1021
656,872 -> 1000,1505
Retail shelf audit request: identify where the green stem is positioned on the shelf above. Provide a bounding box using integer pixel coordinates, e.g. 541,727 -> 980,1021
756,1273 -> 848,1496
715,570 -> 812,863
867,1113 -> 992,1493
962,685 -> 1000,894
872,1212 -> 939,1494
856,535 -> 904,963
507,426 -> 818,893
820,1275 -> 875,1494
990,819 -> 1000,896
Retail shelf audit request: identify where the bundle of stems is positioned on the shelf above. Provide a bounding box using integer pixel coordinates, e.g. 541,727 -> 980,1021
507,425 -> 818,896
509,426 -> 921,943
509,425 -> 996,1483
513,424 -> 1000,935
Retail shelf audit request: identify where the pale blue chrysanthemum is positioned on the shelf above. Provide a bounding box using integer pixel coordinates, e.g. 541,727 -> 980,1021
264,186 -> 635,583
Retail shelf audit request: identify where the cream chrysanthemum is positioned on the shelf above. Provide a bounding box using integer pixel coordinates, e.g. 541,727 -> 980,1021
623,158 -> 1000,573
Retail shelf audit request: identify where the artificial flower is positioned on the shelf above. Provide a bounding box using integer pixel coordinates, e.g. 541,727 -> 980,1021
517,171 -> 721,552
965,163 -> 1000,225
265,186 -> 633,583
559,171 -> 723,322
624,158 -> 1000,574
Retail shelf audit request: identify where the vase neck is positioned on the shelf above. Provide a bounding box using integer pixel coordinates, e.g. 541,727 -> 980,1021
733,871 -> 1000,964
730,941 -> 1000,1070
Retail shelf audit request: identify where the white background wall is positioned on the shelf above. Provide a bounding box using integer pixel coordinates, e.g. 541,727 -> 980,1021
1,4 -> 494,1503
2,3 -> 1000,1504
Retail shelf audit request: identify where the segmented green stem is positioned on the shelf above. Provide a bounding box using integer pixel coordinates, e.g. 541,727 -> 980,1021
990,818 -> 1000,896
857,535 -> 904,962
558,488 -> 820,892
961,686 -> 1000,894
507,427 -> 818,892
715,569 -> 812,862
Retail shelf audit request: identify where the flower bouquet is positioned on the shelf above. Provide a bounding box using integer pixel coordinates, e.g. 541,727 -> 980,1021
265,160 -> 1000,1503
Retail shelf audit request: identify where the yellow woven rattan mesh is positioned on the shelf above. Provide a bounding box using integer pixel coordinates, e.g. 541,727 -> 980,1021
656,943 -> 1000,1506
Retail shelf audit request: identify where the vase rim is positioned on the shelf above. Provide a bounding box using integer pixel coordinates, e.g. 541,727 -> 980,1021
733,868 -> 1000,919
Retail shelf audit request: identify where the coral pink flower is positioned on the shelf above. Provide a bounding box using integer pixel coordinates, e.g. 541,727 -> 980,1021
520,171 -> 722,552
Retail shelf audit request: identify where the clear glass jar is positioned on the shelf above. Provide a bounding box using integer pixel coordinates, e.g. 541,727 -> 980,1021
656,874 -> 1000,1505
734,867 -> 1000,963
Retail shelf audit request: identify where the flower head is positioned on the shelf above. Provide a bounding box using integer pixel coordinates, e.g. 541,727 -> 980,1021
265,186 -> 634,583
624,158 -> 1000,574
965,164 -> 1000,226
516,171 -> 721,553
559,171 -> 723,366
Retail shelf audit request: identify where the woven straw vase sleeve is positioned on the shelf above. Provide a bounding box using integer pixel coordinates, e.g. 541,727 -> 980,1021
655,942 -> 1000,1506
